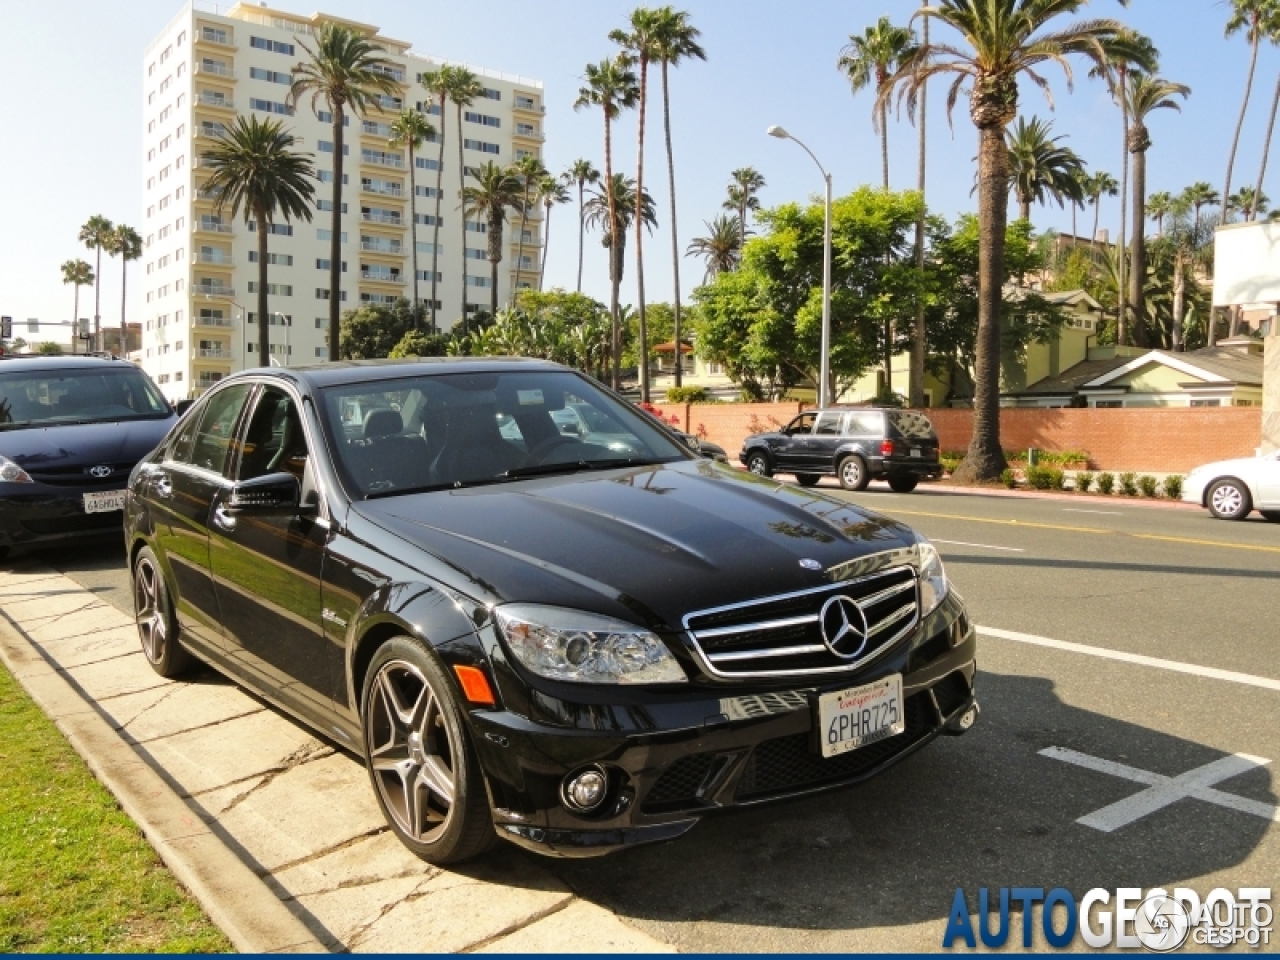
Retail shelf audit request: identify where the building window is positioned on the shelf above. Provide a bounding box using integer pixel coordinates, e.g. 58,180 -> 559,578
415,157 -> 441,171
414,185 -> 440,198
416,242 -> 444,254
1094,400 -> 1123,409
463,138 -> 499,155
249,67 -> 291,84
315,288 -> 348,301
414,213 -> 441,226
317,140 -> 349,155
317,229 -> 349,243
465,222 -> 486,234
481,87 -> 500,101
416,270 -> 443,282
249,36 -> 294,55
315,258 -> 347,271
464,111 -> 500,128
316,111 -> 349,125
250,98 -> 292,115
247,222 -> 293,236
247,251 -> 294,265
464,248 -> 486,260
246,282 -> 293,296
1190,399 -> 1222,407
466,275 -> 491,288
315,346 -> 328,357
316,199 -> 348,213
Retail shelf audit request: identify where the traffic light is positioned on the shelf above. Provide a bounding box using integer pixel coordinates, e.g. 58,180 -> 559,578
1,316 -> 11,339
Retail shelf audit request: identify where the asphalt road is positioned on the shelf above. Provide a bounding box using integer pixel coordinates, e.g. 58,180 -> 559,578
27,482 -> 1280,952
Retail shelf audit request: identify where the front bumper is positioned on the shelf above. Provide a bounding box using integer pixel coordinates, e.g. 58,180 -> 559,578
0,483 -> 128,550
467,591 -> 976,857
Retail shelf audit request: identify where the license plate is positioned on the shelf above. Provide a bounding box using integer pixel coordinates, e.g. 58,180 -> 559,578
83,490 -> 127,513
910,448 -> 922,458
817,674 -> 904,758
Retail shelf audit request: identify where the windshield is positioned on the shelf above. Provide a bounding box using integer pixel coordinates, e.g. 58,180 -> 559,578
320,369 -> 691,498
0,366 -> 171,430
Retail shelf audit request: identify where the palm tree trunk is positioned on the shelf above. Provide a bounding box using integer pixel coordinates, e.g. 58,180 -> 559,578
880,101 -> 890,190
73,282 -> 80,354
1253,72 -> 1280,222
408,140 -> 420,326
1071,200 -> 1077,241
457,103 -> 467,321
1118,83 -> 1129,346
93,245 -> 102,350
635,55 -> 650,404
256,209 -> 270,368
1019,198 -> 1031,222
909,15 -> 928,409
539,204 -> 551,291
953,122 -> 1010,484
1224,33 -> 1261,224
662,63 -> 685,391
489,217 -> 501,317
604,115 -> 620,390
328,105 -> 344,361
430,94 -> 447,332
119,256 -> 128,355
576,181 -> 586,293
513,182 -> 530,309
1172,249 -> 1186,351
1128,146 -> 1148,346
1090,198 -> 1100,257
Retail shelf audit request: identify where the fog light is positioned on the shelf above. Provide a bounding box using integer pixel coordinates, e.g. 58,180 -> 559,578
561,766 -> 609,813
945,701 -> 980,736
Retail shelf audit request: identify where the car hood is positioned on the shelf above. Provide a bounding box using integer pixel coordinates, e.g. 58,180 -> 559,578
0,417 -> 176,471
353,460 -> 918,631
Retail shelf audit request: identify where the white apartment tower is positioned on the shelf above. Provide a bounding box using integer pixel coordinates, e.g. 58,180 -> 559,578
141,2 -> 546,400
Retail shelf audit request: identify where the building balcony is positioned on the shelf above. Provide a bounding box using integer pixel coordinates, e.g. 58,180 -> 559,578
193,315 -> 234,328
360,241 -> 403,254
197,348 -> 232,358
368,65 -> 405,83
192,252 -> 233,265
195,62 -> 234,79
194,284 -> 236,297
514,127 -> 545,142
196,123 -> 229,140
361,121 -> 394,137
196,28 -> 233,47
362,154 -> 405,169
362,182 -> 404,198
361,211 -> 403,226
197,93 -> 235,110
360,272 -> 405,284
514,99 -> 545,114
195,221 -> 233,235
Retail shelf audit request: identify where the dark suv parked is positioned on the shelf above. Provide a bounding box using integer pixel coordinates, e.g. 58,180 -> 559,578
740,407 -> 942,492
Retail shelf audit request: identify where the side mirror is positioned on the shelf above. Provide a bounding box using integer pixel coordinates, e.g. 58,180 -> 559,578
173,399 -> 195,416
683,434 -> 700,451
226,471 -> 313,516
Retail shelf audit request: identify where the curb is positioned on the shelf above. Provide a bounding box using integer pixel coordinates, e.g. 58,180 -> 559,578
0,602 -> 328,954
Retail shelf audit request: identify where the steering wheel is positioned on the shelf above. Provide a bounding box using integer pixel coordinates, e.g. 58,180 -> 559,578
524,434 -> 580,466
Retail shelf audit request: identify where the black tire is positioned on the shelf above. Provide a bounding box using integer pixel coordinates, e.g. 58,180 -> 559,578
1206,479 -> 1252,521
745,451 -> 773,478
837,455 -> 870,491
132,545 -> 194,678
794,473 -> 821,487
361,635 -> 496,865
0,546 -> 9,563
1261,511 -> 1280,523
887,475 -> 919,493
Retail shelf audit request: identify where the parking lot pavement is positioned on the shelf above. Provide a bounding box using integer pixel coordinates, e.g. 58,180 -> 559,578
18,484 -> 1280,952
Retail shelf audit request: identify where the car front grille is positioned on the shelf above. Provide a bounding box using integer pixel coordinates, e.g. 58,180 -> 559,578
21,513 -> 123,535
25,463 -> 133,487
682,564 -> 919,679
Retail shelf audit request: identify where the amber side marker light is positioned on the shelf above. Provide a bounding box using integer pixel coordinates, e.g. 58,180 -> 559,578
453,665 -> 496,705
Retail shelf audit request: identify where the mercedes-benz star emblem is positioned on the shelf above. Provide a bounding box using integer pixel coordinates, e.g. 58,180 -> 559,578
89,465 -> 113,478
799,558 -> 822,571
819,595 -> 869,659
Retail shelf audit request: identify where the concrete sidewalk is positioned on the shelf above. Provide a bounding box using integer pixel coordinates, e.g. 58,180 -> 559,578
0,561 -> 673,954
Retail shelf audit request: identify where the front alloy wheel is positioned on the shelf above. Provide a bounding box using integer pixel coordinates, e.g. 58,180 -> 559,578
746,451 -> 773,477
1207,479 -> 1251,521
362,637 -> 495,864
133,546 -> 193,678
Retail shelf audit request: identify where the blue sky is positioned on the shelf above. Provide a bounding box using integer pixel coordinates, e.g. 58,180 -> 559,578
0,0 -> 1272,333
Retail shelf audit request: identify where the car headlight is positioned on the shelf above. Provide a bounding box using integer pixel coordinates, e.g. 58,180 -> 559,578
915,540 -> 948,616
0,455 -> 33,484
494,604 -> 687,684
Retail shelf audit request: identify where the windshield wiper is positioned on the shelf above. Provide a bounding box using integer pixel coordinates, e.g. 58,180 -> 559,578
503,457 -> 671,480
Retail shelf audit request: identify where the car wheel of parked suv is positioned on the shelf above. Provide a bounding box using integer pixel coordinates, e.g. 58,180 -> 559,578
838,455 -> 870,491
1206,479 -> 1251,521
746,451 -> 773,477
888,475 -> 919,493
361,636 -> 496,864
133,547 -> 194,679
794,473 -> 821,487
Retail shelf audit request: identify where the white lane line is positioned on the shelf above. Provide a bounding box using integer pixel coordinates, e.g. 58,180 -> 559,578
1040,747 -> 1279,831
933,539 -> 1026,553
978,626 -> 1280,692
1062,508 -> 1122,515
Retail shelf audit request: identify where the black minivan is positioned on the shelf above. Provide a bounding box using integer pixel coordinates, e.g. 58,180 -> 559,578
740,407 -> 942,492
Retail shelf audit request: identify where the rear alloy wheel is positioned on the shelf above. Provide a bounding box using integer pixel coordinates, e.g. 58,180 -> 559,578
133,546 -> 194,678
1206,479 -> 1251,521
887,475 -> 919,493
794,473 -> 821,487
838,455 -> 870,491
746,451 -> 773,478
362,637 -> 495,864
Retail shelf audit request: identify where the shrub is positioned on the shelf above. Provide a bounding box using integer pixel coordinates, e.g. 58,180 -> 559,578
941,456 -> 962,476
1048,468 -> 1066,490
1119,472 -> 1138,496
1163,475 -> 1184,500
665,386 -> 710,403
1097,472 -> 1115,495
1138,474 -> 1159,498
1001,468 -> 1017,489
1075,471 -> 1094,493
1025,465 -> 1052,490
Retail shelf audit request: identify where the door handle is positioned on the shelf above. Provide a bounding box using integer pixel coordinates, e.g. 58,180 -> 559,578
154,475 -> 173,499
212,504 -> 237,532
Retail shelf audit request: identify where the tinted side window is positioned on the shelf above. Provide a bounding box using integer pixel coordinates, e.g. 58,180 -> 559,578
787,413 -> 817,435
238,387 -> 310,481
813,412 -> 842,436
846,412 -> 883,435
168,410 -> 202,464
888,410 -> 936,440
188,384 -> 253,475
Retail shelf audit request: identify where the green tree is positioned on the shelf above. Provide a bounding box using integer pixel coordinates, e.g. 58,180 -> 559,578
584,175 -> 658,378
389,329 -> 451,358
77,215 -> 113,348
564,159 -> 601,292
388,109 -> 436,323
444,68 -> 485,321
419,66 -> 476,329
461,161 -> 524,317
1005,116 -> 1086,222
686,215 -> 743,281
202,115 -> 315,368
1124,72 -> 1190,345
340,298 -> 418,358
1086,170 -> 1119,257
574,56 -> 639,388
102,225 -> 142,352
1154,196 -> 1214,350
1222,0 -> 1280,223
1181,181 -> 1221,233
722,168 -> 766,245
884,0 -> 1122,481
510,154 -> 547,307
1227,185 -> 1269,217
626,300 -> 677,368
838,16 -> 915,188
1147,190 -> 1174,235
536,175 -> 571,290
60,259 -> 94,345
290,23 -> 400,360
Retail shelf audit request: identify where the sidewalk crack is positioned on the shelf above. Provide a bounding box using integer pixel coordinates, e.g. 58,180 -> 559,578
458,896 -> 576,953
217,742 -> 335,815
272,826 -> 391,875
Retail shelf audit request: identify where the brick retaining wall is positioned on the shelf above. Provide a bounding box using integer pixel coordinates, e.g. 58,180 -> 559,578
647,403 -> 1262,473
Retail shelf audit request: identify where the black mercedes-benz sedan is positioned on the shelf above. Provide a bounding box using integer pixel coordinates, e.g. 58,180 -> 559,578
124,358 -> 978,864
1,354 -> 178,558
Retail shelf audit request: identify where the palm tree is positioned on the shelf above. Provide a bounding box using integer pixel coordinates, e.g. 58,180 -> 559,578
585,174 -> 659,339
1162,196 -> 1213,351
1125,72 -> 1190,345
722,168 -> 766,246
290,23 -> 399,361
78,215 -> 114,349
838,16 -> 915,188
880,0 -> 1121,482
1181,181 -> 1220,234
388,109 -> 436,325
103,224 -> 143,355
1085,171 -> 1118,259
909,14 -> 930,409
1005,116 -> 1086,221
686,215 -> 742,281
461,161 -> 523,317
447,69 -> 484,322
574,56 -> 639,389
564,159 -> 601,292
202,116 -> 315,368
1252,16 -> 1280,221
60,259 -> 94,349
536,175 -> 571,290
1222,0 -> 1279,224
1147,190 -> 1174,235
510,154 -> 547,307
1228,185 -> 1270,217
420,66 -> 460,330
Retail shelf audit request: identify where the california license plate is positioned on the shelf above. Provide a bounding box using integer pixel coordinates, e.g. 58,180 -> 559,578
910,448 -> 922,457
83,490 -> 127,514
817,674 -> 904,758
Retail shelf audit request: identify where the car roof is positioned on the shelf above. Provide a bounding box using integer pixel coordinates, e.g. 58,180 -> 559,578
228,356 -> 567,390
0,354 -> 136,372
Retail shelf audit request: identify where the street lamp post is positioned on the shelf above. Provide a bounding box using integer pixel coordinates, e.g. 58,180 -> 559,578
768,125 -> 833,408
272,311 -> 290,367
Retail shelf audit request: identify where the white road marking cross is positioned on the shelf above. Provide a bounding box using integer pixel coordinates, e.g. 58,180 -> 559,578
1040,746 -> 1280,831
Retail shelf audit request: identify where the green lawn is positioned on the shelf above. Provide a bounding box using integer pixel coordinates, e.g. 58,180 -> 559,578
0,663 -> 232,953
